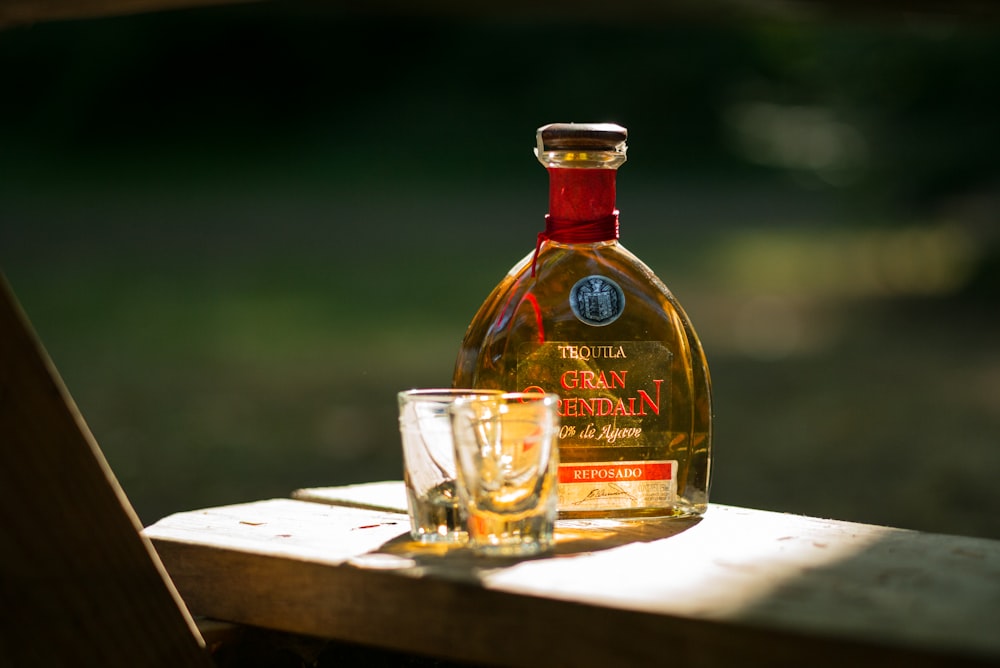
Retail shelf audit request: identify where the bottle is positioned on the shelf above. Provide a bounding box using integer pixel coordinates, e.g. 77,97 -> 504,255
452,122 -> 712,520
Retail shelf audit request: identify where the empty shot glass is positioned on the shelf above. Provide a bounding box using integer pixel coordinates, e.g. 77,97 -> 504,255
449,392 -> 560,556
398,388 -> 503,543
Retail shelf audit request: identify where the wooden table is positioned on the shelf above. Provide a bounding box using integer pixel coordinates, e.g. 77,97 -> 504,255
144,481 -> 1000,667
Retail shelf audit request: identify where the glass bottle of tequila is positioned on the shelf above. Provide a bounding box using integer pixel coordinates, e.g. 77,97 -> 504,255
453,122 -> 712,520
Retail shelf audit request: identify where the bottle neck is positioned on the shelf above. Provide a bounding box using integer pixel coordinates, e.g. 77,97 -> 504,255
532,167 -> 620,277
545,168 -> 620,244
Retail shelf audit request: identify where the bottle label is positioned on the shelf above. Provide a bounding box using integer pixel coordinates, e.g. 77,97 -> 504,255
558,460 -> 677,510
517,340 -> 676,512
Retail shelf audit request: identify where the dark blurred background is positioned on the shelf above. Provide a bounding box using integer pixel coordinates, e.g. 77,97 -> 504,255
2,3 -> 998,539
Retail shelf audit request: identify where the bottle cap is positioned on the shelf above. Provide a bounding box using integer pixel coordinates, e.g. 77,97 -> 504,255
536,123 -> 627,152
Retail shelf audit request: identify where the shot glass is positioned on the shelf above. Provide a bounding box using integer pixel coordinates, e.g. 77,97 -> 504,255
398,388 -> 503,543
449,392 -> 560,556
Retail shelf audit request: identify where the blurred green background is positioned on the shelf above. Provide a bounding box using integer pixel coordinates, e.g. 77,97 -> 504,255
2,4 -> 998,539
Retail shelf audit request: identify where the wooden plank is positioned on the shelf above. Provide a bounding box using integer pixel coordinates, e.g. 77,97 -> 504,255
0,0 -> 255,28
293,480 -> 409,513
0,274 -> 214,667
3,0 -> 999,30
146,482 -> 1000,667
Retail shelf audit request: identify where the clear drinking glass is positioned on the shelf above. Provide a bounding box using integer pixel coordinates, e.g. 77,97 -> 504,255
398,388 -> 503,543
449,392 -> 560,556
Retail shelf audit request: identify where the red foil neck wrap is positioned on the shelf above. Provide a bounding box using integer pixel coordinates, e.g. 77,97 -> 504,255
532,213 -> 619,276
532,167 -> 620,277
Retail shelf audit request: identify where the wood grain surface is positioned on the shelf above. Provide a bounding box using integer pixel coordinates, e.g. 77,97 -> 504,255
147,481 -> 1000,667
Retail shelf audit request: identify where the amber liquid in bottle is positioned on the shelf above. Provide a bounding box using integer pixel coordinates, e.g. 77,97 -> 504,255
453,123 -> 712,519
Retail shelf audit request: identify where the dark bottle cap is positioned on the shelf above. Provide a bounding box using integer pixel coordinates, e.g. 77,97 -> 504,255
536,123 -> 628,152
